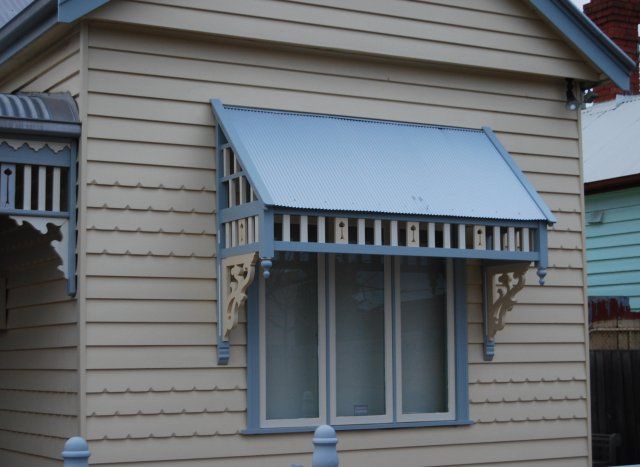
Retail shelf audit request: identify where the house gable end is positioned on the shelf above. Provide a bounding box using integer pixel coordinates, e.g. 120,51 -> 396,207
1,0 -> 631,86
527,0 -> 636,90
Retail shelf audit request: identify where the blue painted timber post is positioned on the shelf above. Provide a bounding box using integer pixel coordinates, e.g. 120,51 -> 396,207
312,425 -> 339,467
62,436 -> 90,466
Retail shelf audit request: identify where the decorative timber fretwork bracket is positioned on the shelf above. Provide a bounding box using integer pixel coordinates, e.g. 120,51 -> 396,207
217,252 -> 259,365
9,216 -> 70,281
0,139 -> 77,296
482,262 -> 530,361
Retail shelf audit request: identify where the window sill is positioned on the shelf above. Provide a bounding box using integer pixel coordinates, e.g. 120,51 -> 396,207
242,419 -> 474,435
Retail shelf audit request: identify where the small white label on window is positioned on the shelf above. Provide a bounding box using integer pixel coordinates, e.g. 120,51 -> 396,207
354,405 -> 368,416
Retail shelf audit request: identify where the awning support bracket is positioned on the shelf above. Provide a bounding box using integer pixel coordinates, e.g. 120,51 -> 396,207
482,262 -> 530,361
217,252 -> 259,365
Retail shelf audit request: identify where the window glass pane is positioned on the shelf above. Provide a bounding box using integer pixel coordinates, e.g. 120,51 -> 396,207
265,252 -> 319,420
335,254 -> 386,417
400,257 -> 448,414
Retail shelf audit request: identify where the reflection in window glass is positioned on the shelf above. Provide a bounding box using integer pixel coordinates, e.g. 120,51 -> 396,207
265,252 -> 319,420
400,257 -> 448,414
335,255 -> 386,417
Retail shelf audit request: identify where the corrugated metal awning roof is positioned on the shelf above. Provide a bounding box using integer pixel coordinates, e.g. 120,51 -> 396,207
582,95 -> 640,184
212,101 -> 555,223
0,92 -> 80,137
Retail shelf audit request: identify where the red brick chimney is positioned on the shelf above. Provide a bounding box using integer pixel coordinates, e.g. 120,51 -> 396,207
584,0 -> 640,102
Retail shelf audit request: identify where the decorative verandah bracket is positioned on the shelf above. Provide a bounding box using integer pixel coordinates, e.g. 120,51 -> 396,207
9,216 -> 69,281
482,262 -> 530,361
217,252 -> 259,365
0,139 -> 77,296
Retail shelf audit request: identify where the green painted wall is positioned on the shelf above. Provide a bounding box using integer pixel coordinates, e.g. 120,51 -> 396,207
586,186 -> 640,310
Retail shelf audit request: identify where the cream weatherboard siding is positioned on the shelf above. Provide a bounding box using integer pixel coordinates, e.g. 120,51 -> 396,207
77,16 -> 589,465
88,0 -> 600,83
0,242 -> 78,466
0,34 -> 81,465
0,32 -> 81,98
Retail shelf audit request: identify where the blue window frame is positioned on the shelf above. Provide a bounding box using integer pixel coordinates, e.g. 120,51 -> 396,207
244,254 -> 470,434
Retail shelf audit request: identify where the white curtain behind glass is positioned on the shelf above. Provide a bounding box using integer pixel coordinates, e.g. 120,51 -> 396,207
400,257 -> 448,414
335,255 -> 386,417
265,252 -> 319,420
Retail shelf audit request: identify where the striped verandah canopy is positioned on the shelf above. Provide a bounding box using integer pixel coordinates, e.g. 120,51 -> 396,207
210,99 -> 556,363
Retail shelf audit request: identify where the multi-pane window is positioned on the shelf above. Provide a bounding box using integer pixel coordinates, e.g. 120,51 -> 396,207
257,252 -> 456,429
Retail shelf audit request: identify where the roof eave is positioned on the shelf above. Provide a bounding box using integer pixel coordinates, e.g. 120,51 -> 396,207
585,173 -> 640,195
0,0 -> 57,66
57,0 -> 112,23
527,0 -> 636,91
0,0 -> 111,68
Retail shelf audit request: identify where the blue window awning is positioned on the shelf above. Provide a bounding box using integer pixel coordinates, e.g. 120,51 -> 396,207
215,102 -> 555,223
211,99 -> 555,268
211,99 -> 555,364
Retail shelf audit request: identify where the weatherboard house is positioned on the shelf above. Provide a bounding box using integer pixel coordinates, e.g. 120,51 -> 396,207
583,95 -> 640,313
0,0 -> 634,466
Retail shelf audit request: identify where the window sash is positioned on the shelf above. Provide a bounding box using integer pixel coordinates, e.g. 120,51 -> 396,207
328,254 -> 394,425
258,254 -> 327,428
394,257 -> 456,422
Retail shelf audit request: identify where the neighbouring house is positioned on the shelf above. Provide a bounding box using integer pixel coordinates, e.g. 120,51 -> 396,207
583,95 -> 640,313
582,0 -> 640,314
579,3 -> 640,463
0,1 -> 635,466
